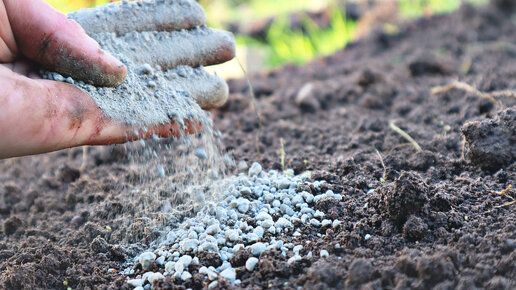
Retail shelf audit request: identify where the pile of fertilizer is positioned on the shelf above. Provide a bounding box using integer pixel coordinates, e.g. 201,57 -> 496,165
121,163 -> 340,289
41,0 -> 234,127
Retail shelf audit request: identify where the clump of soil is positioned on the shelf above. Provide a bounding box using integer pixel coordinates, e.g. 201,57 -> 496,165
372,171 -> 429,223
1,2 -> 515,290
462,107 -> 515,171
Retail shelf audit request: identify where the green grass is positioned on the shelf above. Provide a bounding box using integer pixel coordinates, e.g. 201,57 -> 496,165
399,0 -> 490,18
238,7 -> 356,67
49,0 -> 490,69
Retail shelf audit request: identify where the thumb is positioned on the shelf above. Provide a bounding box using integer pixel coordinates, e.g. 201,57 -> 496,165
4,0 -> 126,86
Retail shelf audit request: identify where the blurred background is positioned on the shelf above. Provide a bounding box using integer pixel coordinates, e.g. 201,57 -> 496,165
46,0 -> 489,78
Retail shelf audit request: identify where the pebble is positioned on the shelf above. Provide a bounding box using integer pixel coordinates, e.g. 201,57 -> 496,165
208,281 -> 219,289
220,268 -> 236,284
256,212 -> 273,221
179,255 -> 193,268
205,224 -> 220,235
127,279 -> 143,288
287,255 -> 301,265
320,250 -> 329,258
181,271 -> 192,281
194,148 -> 208,159
237,199 -> 250,213
365,234 -> 372,240
248,162 -> 263,177
144,272 -> 164,284
250,242 -> 267,256
138,252 -> 156,271
310,219 -> 322,227
245,257 -> 259,271
276,217 -> 293,229
224,229 -> 238,242
180,239 -> 199,252
164,261 -> 175,273
321,219 -> 332,227
207,269 -> 218,280
122,163 -> 335,288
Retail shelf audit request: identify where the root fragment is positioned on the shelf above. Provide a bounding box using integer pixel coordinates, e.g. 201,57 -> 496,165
431,80 -> 516,105
494,200 -> 516,209
375,149 -> 387,183
389,121 -> 422,152
492,184 -> 513,198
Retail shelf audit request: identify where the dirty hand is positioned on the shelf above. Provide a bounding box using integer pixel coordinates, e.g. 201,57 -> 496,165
0,0 -> 233,159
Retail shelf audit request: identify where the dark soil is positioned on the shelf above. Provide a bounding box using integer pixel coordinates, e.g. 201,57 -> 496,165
1,2 -> 515,290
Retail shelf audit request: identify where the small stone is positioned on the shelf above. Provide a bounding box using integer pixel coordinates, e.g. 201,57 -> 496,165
256,212 -> 273,221
245,257 -> 259,271
165,261 -> 175,273
220,268 -> 236,284
206,224 -> 220,235
276,217 -> 293,228
293,245 -> 303,254
287,255 -> 301,265
246,233 -> 259,243
200,242 -> 218,252
237,199 -> 250,213
208,281 -> 219,289
194,148 -> 208,160
310,219 -> 321,227
180,239 -> 199,252
181,271 -> 192,281
145,272 -> 164,284
179,255 -> 193,268
140,63 -> 154,75
321,219 -> 332,227
253,226 -> 265,238
250,242 -> 267,256
291,195 -> 304,206
237,161 -> 248,172
175,261 -> 185,274
127,279 -> 143,288
233,244 -> 245,253
207,270 -> 218,280
314,210 -> 325,219
248,162 -> 263,177
138,252 -> 156,271
364,234 -> 372,240
320,250 -> 329,258
225,229 -> 239,242
156,256 -> 166,265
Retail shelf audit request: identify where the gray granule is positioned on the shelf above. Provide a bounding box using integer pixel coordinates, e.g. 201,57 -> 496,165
69,0 -> 207,36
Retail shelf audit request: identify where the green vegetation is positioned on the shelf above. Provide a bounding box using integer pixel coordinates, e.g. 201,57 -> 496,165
399,0 -> 489,18
238,7 -> 356,67
48,0 -> 491,69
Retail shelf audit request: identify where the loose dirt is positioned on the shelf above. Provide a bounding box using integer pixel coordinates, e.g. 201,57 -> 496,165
1,2 -> 515,290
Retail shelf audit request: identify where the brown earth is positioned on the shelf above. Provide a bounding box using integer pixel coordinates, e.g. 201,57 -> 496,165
1,2 -> 516,290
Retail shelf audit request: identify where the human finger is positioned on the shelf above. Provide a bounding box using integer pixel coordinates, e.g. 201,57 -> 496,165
98,28 -> 235,71
69,0 -> 206,36
3,0 -> 127,86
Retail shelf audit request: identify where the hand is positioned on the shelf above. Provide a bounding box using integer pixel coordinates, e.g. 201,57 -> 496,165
0,0 -> 234,159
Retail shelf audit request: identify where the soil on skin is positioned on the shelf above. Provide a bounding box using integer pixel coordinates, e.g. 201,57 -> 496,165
1,2 -> 515,290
